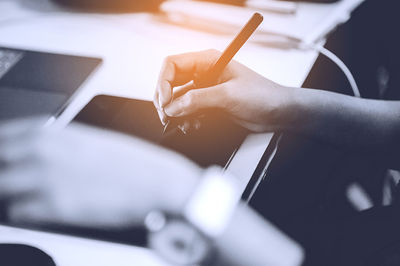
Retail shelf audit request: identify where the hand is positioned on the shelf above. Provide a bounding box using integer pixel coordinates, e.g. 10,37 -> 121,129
154,49 -> 294,132
0,119 -> 201,228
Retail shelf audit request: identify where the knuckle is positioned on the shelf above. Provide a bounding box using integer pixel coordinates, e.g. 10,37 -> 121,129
164,54 -> 180,67
162,56 -> 175,72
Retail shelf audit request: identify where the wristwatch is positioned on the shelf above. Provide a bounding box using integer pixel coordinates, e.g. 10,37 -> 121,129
145,167 -> 241,265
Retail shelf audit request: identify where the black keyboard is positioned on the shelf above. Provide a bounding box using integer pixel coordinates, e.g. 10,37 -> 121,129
0,48 -> 24,79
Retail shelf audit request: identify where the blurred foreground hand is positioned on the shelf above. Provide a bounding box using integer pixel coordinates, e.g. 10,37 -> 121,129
0,118 -> 200,228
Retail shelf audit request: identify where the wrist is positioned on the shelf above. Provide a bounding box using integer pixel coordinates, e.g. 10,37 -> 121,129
268,85 -> 298,131
287,87 -> 332,133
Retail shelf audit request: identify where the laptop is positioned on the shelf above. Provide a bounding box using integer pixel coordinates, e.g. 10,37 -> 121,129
0,46 -> 101,123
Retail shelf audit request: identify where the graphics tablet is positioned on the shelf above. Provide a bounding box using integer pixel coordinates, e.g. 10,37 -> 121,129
74,94 -> 250,168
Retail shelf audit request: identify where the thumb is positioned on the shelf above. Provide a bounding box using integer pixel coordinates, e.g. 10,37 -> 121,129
164,84 -> 225,117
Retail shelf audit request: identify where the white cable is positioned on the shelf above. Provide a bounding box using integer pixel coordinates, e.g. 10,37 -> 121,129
299,43 -> 361,98
245,41 -> 361,202
262,36 -> 361,98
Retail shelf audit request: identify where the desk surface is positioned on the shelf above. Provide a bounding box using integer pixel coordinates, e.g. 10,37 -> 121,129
0,0 -> 363,265
0,225 -> 171,266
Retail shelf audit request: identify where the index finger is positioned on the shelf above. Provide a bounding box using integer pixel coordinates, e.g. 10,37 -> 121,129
155,49 -> 221,109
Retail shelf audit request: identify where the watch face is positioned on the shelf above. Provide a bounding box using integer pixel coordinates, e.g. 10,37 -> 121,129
148,219 -> 212,265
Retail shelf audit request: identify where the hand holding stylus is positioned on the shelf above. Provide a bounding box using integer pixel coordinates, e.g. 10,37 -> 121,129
153,13 -> 296,134
154,49 -> 293,133
153,13 -> 295,133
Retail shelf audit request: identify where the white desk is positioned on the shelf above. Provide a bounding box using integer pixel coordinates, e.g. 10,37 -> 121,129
0,0 -> 364,265
0,225 -> 172,266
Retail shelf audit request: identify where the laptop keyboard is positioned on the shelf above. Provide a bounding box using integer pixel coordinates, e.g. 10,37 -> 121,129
0,48 -> 24,79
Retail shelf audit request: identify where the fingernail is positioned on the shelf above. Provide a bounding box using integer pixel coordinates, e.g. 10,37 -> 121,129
158,96 -> 164,109
157,110 -> 167,126
183,120 -> 191,134
194,119 -> 201,130
155,105 -> 162,111
178,124 -> 187,135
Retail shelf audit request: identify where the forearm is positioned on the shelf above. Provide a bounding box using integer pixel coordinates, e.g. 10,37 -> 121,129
282,88 -> 400,155
214,202 -> 303,266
